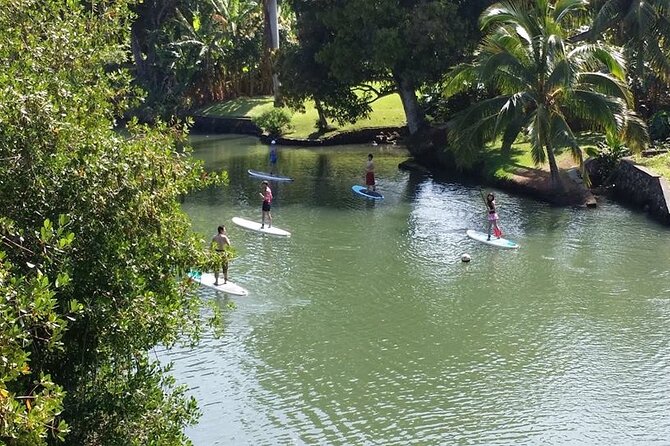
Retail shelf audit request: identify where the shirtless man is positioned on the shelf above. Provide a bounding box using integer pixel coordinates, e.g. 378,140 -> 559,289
365,153 -> 376,192
211,225 -> 231,285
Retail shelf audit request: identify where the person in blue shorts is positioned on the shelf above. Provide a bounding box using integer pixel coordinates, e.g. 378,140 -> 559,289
269,140 -> 278,174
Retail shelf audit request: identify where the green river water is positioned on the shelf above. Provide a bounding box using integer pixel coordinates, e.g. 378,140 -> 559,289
160,134 -> 670,445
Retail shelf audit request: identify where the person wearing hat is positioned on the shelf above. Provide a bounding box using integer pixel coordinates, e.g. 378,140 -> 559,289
259,180 -> 273,229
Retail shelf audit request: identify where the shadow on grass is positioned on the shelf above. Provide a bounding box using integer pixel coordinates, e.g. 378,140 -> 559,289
307,127 -> 338,140
483,147 -> 530,177
199,97 -> 272,117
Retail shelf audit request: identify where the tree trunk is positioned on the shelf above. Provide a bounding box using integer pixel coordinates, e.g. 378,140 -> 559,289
314,99 -> 329,130
395,74 -> 425,135
264,0 -> 281,106
545,141 -> 565,192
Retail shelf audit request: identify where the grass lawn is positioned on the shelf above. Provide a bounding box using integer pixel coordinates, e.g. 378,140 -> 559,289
197,95 -> 407,140
633,153 -> 670,179
482,134 -> 602,180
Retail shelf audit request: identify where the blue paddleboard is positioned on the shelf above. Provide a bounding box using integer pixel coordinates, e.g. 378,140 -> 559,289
352,185 -> 384,200
247,169 -> 293,182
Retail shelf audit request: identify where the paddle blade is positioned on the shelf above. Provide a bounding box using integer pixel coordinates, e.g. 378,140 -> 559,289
493,227 -> 502,238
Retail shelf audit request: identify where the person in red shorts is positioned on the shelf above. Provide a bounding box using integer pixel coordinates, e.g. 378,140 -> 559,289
365,153 -> 376,192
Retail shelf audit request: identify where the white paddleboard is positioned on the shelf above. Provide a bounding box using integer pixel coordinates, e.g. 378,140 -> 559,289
466,229 -> 519,249
247,169 -> 294,182
189,272 -> 248,296
232,216 -> 291,237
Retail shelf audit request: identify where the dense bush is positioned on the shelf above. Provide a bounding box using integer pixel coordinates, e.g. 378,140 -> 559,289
0,1 -> 227,444
590,134 -> 631,186
253,107 -> 294,136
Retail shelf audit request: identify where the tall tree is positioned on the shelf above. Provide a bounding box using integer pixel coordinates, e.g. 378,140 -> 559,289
585,0 -> 670,114
444,0 -> 648,191
0,0 -> 226,443
285,0 -> 486,146
263,0 -> 282,104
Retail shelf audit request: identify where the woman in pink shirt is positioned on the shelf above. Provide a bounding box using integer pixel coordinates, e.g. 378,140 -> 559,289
259,180 -> 273,229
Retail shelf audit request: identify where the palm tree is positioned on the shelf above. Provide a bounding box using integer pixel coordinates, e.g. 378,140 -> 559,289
444,0 -> 648,192
586,0 -> 670,112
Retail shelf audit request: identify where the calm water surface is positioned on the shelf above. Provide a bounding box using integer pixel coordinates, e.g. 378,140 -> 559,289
160,134 -> 670,445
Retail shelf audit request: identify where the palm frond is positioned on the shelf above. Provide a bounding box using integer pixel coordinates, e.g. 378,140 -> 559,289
576,72 -> 632,104
567,89 -> 624,135
644,38 -> 670,82
553,0 -> 589,24
546,58 -> 576,92
483,0 -> 545,41
494,92 -> 530,135
624,0 -> 658,36
501,113 -> 531,152
568,44 -> 627,80
621,112 -> 649,153
591,0 -> 626,36
478,49 -> 531,92
442,64 -> 477,97
448,96 -> 514,155
546,34 -> 567,65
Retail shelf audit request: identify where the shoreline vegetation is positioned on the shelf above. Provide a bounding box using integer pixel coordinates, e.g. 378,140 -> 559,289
193,95 -> 599,207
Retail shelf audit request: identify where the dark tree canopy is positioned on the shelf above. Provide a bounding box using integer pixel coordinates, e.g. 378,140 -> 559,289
282,0 -> 492,136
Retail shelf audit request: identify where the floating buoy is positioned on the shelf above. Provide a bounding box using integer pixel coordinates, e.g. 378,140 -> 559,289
461,253 -> 471,263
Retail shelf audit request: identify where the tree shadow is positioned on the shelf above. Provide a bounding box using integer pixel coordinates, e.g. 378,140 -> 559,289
307,127 -> 338,140
484,147 -> 530,175
199,97 -> 271,117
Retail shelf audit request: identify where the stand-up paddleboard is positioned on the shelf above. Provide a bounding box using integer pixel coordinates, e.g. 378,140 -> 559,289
247,169 -> 293,182
352,185 -> 384,200
188,271 -> 249,296
232,216 -> 291,237
466,229 -> 519,249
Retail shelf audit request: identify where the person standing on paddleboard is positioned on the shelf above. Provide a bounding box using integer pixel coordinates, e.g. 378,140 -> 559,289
211,225 -> 231,285
365,153 -> 376,192
260,180 -> 273,229
486,192 -> 502,241
269,140 -> 278,174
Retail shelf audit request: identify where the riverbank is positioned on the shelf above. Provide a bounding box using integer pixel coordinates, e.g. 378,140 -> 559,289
192,110 -> 595,207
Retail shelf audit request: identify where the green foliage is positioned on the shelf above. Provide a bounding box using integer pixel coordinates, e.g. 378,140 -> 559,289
590,133 -> 631,185
252,107 -> 294,136
649,111 -> 670,141
0,0 -> 229,444
587,0 -> 670,113
130,0 -> 285,119
1,217 -> 75,445
284,0 -> 487,134
444,0 -> 648,191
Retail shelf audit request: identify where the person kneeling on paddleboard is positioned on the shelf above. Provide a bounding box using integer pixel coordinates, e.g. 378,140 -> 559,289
260,180 -> 273,229
486,192 -> 502,241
